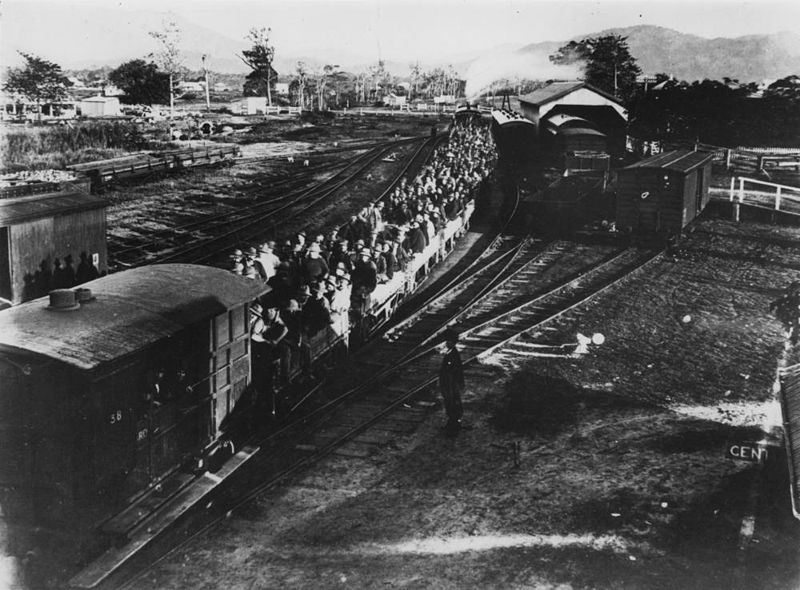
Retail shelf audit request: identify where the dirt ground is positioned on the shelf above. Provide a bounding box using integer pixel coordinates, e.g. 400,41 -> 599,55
104,115 -> 444,264
128,214 -> 800,590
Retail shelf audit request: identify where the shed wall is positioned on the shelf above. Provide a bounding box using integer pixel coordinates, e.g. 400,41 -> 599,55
8,207 -> 107,304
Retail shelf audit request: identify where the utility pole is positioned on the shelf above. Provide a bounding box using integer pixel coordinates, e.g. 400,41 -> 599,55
202,54 -> 211,113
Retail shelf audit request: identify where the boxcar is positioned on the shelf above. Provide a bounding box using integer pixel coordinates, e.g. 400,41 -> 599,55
615,149 -> 714,236
0,264 -> 266,526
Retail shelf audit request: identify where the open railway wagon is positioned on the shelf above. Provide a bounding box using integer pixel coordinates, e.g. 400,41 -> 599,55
67,145 -> 239,192
276,200 -> 476,396
453,103 -> 489,126
0,264 -> 266,528
615,149 -> 714,242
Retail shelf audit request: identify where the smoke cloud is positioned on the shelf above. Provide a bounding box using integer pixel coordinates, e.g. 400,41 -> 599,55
463,48 -> 585,99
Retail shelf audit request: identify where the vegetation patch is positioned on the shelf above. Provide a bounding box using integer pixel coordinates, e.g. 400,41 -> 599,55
0,121 -> 170,172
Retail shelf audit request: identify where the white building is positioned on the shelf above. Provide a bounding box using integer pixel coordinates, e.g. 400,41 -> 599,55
80,96 -> 121,118
384,93 -> 407,108
230,96 -> 268,115
179,80 -> 206,93
274,82 -> 290,96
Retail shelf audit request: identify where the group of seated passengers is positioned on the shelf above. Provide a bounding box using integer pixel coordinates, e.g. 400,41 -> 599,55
235,122 -> 497,390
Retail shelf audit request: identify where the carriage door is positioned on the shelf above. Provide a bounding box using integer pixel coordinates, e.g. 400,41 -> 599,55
210,304 -> 251,437
95,367 -> 138,494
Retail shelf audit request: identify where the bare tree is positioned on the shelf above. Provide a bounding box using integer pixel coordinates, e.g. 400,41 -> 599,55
295,61 -> 308,109
148,19 -> 183,119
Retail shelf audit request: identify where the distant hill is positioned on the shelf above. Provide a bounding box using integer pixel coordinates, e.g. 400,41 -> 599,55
3,5 -> 798,84
518,25 -> 800,82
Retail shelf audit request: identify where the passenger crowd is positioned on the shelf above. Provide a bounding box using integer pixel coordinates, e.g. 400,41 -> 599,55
232,123 -> 496,390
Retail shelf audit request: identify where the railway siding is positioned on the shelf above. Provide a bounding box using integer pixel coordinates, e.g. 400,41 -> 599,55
131,216 -> 800,590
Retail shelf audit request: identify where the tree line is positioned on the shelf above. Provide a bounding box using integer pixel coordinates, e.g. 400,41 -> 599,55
4,25 -> 798,148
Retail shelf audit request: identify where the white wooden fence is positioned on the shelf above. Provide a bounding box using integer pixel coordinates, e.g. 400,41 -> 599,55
729,176 -> 800,214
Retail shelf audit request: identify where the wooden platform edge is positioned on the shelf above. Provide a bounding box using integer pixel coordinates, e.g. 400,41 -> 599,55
67,445 -> 259,589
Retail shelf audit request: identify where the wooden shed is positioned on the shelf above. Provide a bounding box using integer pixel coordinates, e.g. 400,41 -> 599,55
0,188 -> 108,304
615,150 -> 714,236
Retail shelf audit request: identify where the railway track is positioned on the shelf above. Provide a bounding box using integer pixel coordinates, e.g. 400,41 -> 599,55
107,136 -> 427,269
109,232 -> 663,590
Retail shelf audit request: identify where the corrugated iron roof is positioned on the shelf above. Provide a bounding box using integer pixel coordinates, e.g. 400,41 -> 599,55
519,81 -> 623,107
624,150 -> 715,174
0,190 -> 107,226
0,264 -> 268,372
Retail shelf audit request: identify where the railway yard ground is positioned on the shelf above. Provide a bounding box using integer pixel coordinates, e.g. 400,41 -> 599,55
7,112 -> 800,589
104,114 -> 444,264
126,212 -> 800,589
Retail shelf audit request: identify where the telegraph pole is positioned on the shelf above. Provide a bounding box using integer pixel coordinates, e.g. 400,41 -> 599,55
202,54 -> 211,113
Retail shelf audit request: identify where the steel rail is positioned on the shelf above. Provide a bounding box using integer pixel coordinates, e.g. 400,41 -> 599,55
109,138 -> 421,265
119,244 -> 666,590
128,138 -> 427,266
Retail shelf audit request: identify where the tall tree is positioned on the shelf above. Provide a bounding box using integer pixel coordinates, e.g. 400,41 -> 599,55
550,34 -> 641,102
240,27 -> 276,106
409,62 -> 422,100
3,52 -> 71,123
108,59 -> 169,105
764,75 -> 800,100
148,19 -> 183,118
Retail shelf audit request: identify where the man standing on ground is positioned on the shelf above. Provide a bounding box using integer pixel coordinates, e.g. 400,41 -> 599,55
439,328 -> 464,434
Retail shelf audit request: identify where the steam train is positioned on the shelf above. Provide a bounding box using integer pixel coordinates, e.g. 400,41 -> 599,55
0,203 -> 475,528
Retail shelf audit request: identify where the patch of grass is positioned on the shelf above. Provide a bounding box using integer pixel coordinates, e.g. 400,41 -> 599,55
0,121 -> 168,172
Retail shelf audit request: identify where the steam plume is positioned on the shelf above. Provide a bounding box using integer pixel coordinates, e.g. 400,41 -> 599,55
464,48 -> 585,99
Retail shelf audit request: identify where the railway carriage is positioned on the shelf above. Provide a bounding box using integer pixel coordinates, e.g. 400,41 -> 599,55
615,149 -> 714,237
453,103 -> 485,126
0,191 -> 477,530
490,109 -> 537,167
0,264 -> 266,525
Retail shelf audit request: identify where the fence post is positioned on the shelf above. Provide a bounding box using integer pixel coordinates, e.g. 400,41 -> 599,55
729,176 -> 735,201
776,186 -> 782,211
739,177 -> 745,203
725,149 -> 732,169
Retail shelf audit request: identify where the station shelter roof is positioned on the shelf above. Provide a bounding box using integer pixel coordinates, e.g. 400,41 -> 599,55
0,264 -> 268,372
0,189 -> 107,226
624,150 -> 715,174
519,81 -> 624,108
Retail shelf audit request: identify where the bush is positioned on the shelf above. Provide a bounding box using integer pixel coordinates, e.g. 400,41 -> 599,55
299,110 -> 335,125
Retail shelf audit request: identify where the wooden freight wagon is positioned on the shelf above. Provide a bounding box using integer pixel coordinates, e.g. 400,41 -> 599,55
615,150 -> 714,237
0,265 -> 266,525
0,187 -> 108,304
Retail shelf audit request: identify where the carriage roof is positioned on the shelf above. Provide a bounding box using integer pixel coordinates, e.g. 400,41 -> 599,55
0,264 -> 267,371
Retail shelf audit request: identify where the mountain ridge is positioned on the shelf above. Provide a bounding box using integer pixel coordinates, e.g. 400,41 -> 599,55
2,6 -> 798,83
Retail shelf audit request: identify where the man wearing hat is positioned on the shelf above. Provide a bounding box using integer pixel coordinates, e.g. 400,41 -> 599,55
255,241 -> 280,282
350,247 -> 377,334
328,240 -> 352,272
405,221 -> 426,254
302,242 -> 329,284
439,328 -> 465,435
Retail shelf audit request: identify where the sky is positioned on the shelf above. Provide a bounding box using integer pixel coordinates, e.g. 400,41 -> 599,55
3,0 -> 800,66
